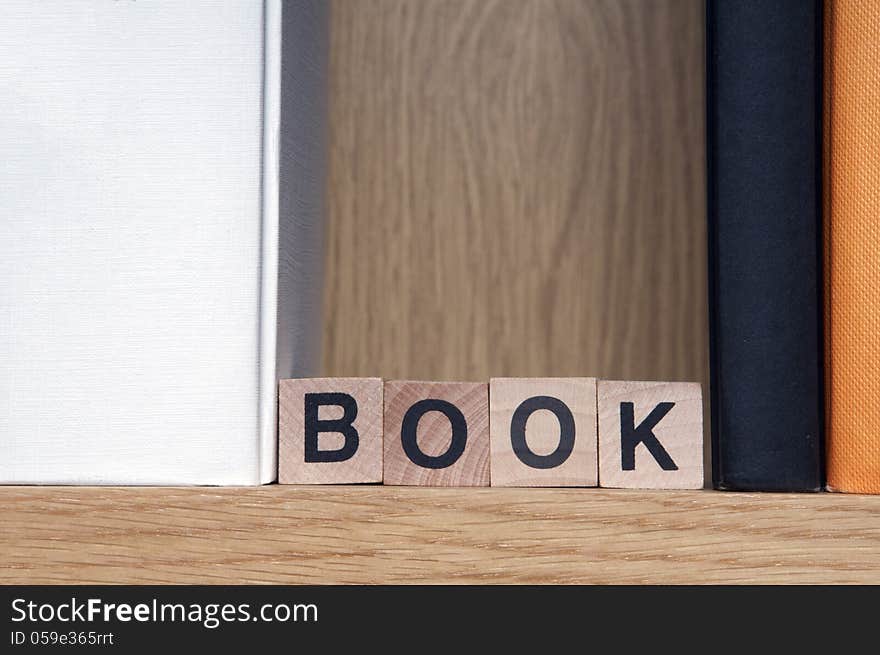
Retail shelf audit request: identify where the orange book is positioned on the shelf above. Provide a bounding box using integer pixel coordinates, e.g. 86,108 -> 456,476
825,0 -> 880,492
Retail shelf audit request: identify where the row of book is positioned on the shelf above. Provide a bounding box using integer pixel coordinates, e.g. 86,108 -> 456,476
3,2 -> 874,490
708,0 -> 879,493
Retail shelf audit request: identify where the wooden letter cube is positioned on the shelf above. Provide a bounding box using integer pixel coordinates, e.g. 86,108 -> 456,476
384,381 -> 490,486
279,378 -> 383,484
490,378 -> 598,487
598,380 -> 703,489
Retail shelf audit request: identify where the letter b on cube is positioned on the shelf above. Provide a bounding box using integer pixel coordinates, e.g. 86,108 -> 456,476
279,378 -> 383,484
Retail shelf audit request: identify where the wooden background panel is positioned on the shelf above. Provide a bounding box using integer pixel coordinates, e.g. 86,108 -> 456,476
322,0 -> 707,387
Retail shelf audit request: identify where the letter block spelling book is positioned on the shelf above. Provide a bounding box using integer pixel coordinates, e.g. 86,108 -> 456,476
0,1 -> 327,484
279,378 -> 383,484
279,378 -> 703,488
383,381 -> 490,486
598,381 -> 703,489
490,378 -> 598,487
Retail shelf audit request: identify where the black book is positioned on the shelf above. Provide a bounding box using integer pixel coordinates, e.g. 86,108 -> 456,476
706,0 -> 824,491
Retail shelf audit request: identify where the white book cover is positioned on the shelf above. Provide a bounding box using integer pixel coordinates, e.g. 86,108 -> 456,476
0,0 -> 327,484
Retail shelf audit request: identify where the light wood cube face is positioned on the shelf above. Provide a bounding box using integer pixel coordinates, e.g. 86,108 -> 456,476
597,380 -> 704,489
383,381 -> 490,486
490,378 -> 598,487
279,378 -> 383,484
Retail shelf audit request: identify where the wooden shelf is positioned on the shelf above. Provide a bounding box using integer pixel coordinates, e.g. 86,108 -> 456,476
3,486 -> 879,584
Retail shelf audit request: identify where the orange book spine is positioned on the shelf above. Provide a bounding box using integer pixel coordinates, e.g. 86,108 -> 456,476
825,0 -> 880,492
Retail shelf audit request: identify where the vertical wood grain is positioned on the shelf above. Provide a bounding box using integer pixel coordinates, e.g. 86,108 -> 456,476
322,0 -> 706,390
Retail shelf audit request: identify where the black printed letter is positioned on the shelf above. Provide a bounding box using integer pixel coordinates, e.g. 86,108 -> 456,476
401,399 -> 467,469
510,396 -> 575,469
304,392 -> 359,463
620,401 -> 677,471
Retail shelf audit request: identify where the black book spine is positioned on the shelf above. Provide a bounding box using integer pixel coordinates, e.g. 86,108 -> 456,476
707,0 -> 824,491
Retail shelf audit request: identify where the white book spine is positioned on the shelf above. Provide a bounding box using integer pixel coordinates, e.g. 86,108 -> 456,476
0,0 -> 327,485
259,0 -> 283,484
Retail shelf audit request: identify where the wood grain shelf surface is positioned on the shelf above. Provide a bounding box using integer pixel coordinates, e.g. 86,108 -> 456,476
3,487 -> 879,584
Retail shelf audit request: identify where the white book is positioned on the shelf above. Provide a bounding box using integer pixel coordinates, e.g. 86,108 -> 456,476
0,0 -> 327,484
